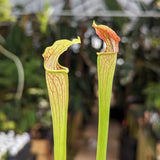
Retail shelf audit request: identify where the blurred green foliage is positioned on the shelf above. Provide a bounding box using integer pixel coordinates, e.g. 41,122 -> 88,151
37,1 -> 50,34
144,83 -> 160,110
0,59 -> 17,90
0,0 -> 15,22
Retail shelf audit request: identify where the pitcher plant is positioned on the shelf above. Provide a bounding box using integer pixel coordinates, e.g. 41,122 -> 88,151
43,37 -> 81,160
92,21 -> 120,160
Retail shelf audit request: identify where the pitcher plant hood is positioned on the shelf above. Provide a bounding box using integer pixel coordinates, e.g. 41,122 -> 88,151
92,20 -> 120,53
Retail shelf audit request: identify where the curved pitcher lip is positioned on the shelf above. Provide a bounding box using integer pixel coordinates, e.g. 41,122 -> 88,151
44,63 -> 69,74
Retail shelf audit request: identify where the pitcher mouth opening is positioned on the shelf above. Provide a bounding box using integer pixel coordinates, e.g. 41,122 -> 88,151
44,61 -> 69,74
43,37 -> 81,74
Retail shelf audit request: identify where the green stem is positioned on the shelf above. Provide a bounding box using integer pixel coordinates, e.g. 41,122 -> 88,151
0,45 -> 24,100
96,53 -> 117,160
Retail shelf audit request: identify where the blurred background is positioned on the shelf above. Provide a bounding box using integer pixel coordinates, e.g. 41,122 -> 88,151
0,0 -> 160,160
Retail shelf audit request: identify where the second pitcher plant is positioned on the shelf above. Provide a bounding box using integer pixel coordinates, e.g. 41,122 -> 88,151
92,21 -> 120,160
